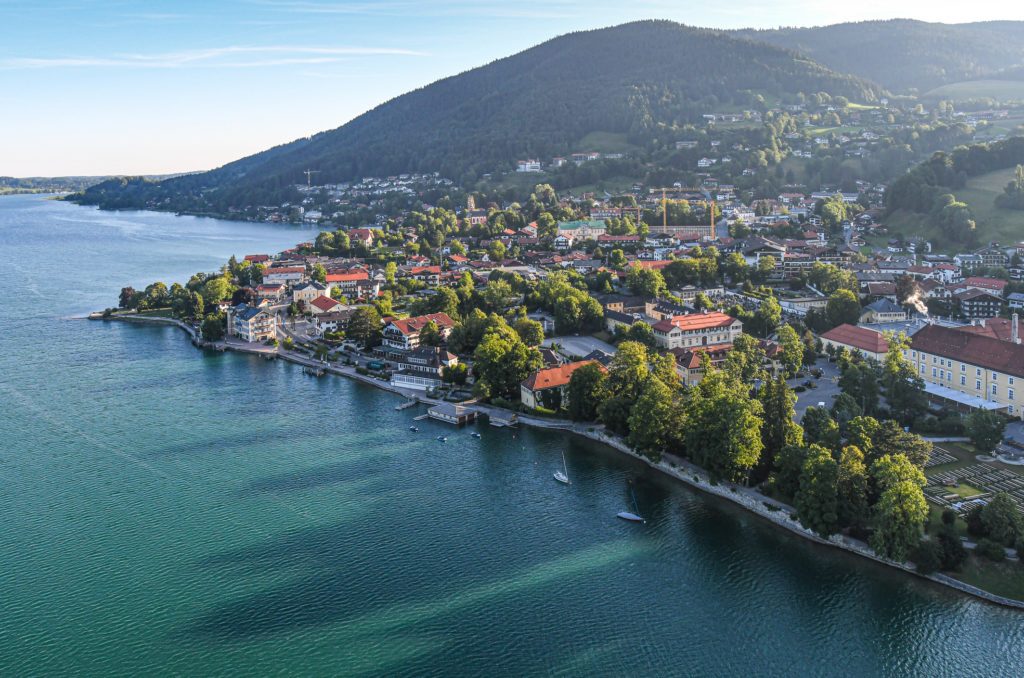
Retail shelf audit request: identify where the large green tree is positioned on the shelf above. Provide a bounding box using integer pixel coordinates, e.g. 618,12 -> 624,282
796,444 -> 840,537
869,480 -> 928,562
566,362 -> 608,422
474,322 -> 542,399
685,368 -> 764,481
965,410 -> 1007,454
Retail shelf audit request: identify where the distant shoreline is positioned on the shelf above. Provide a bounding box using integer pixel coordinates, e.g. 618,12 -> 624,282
90,311 -> 1024,610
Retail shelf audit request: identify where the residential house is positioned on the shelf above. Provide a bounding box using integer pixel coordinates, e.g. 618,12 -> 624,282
520,360 -> 603,410
292,281 -> 328,306
859,298 -> 908,324
228,304 -> 276,343
347,228 -> 376,249
308,295 -> 343,316
382,313 -> 456,350
326,270 -> 369,296
956,288 -> 1004,320
263,266 -> 307,285
314,309 -> 356,337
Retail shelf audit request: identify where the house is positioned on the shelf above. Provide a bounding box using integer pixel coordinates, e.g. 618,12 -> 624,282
347,228 -> 376,249
382,312 -> 456,350
227,304 -> 276,343
256,283 -> 287,303
652,311 -> 743,350
520,360 -> 603,410
308,295 -> 343,316
244,254 -> 271,265
263,266 -> 307,285
1009,292 -> 1024,310
314,309 -> 356,337
670,344 -> 733,386
908,323 -> 1024,418
292,281 -> 328,306
516,159 -> 542,173
389,347 -> 460,391
960,277 -> 1008,297
326,270 -> 369,295
819,324 -> 889,362
859,298 -> 908,324
554,220 -> 607,249
955,288 -> 1003,320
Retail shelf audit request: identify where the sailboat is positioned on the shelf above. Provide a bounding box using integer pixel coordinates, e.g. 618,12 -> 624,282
617,484 -> 645,523
553,451 -> 570,485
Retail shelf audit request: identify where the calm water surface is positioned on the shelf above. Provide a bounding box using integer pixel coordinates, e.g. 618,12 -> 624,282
1,194 -> 1022,676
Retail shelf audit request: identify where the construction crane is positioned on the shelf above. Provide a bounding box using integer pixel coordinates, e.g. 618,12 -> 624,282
303,169 -> 320,188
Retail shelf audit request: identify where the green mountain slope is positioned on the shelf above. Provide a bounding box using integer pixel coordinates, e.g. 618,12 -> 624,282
733,20 -> 1024,93
73,20 -> 880,212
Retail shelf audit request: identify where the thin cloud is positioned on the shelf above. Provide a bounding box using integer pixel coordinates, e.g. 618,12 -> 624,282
0,45 -> 426,70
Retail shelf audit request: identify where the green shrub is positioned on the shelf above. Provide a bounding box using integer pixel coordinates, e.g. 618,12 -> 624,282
913,539 -> 942,574
975,538 -> 1006,562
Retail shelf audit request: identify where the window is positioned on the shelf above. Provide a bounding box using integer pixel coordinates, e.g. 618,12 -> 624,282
992,384 -> 998,396
1010,377 -> 1015,385
977,368 -> 982,376
961,364 -> 966,372
961,376 -> 966,386
977,380 -> 982,390
1010,389 -> 1016,401
932,368 -> 937,377
993,372 -> 998,381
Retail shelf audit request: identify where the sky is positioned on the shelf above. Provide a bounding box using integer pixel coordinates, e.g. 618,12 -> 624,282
1,0 -> 1019,177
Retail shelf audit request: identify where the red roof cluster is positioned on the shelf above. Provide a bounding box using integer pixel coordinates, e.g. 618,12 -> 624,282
522,360 -> 603,391
820,324 -> 889,354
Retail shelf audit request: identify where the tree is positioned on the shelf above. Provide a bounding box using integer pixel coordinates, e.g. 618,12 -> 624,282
937,525 -> 968,571
118,286 -> 137,309
837,445 -> 869,530
838,361 -> 880,415
200,313 -> 225,341
913,539 -> 943,575
965,410 -> 1007,454
608,249 -> 628,269
624,321 -> 656,349
830,393 -> 863,432
419,320 -> 441,347
871,453 -> 927,495
201,276 -> 231,306
513,318 -> 544,347
628,377 -> 683,461
802,406 -> 840,450
753,295 -> 781,337
882,333 -> 927,425
442,363 -> 468,385
685,368 -> 764,481
774,444 -> 810,500
473,323 -> 542,400
384,261 -> 397,285
846,415 -> 881,457
723,334 -> 767,383
566,362 -> 608,422
870,420 -> 932,468
482,279 -> 516,313
722,252 -> 748,283
825,289 -> 861,329
311,263 -> 327,283
869,479 -> 928,561
757,376 -> 802,481
777,325 -> 803,377
795,444 -> 840,537
625,265 -> 666,298
753,255 -> 776,284
347,306 -> 383,348
980,492 -> 1022,546
488,239 -> 507,262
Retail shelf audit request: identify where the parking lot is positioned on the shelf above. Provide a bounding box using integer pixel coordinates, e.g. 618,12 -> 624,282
789,359 -> 842,420
543,335 -> 617,360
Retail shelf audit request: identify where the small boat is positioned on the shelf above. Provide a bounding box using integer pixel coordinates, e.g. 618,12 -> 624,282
436,435 -> 447,442
470,432 -> 481,439
553,450 -> 570,485
617,484 -> 645,523
409,426 -> 419,432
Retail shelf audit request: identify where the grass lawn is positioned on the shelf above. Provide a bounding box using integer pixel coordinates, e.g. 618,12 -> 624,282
886,165 -> 1024,251
134,308 -> 176,318
952,555 -> 1024,601
923,79 -> 1024,102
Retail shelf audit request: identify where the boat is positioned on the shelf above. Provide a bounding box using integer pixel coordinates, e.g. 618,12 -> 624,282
553,450 -> 570,485
617,484 -> 645,523
436,435 -> 447,442
470,432 -> 481,439
409,426 -> 419,432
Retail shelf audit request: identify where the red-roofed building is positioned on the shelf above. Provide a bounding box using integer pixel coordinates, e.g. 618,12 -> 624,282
652,311 -> 742,350
244,254 -> 270,264
347,228 -> 375,248
520,360 -> 604,410
382,313 -> 456,350
263,266 -> 307,284
820,324 -> 889,361
325,270 -> 369,294
308,295 -> 343,315
960,277 -> 1008,296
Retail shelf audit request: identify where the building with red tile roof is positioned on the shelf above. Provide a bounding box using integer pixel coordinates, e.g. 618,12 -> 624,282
520,360 -> 604,410
820,324 -> 889,361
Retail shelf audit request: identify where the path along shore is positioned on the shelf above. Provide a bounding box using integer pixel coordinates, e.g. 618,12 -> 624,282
89,312 -> 1024,610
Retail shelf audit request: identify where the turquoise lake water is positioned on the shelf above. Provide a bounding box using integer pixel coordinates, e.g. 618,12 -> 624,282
2,193 -> 1024,676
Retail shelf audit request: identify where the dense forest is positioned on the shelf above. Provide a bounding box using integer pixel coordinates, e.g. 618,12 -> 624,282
71,21 -> 881,212
734,20 -> 1024,93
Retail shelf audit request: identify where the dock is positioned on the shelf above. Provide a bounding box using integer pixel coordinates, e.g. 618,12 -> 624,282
489,412 -> 519,428
395,398 -> 419,411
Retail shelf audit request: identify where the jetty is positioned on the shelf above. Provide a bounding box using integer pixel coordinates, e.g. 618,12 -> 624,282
427,403 -> 477,426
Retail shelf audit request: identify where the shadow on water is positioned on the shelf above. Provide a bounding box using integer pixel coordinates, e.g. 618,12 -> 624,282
235,463 -> 390,497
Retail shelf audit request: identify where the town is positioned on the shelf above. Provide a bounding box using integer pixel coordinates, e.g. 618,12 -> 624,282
109,160 -> 1024,600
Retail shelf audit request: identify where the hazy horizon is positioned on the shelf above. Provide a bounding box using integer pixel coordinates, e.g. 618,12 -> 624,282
2,1 -> 1019,177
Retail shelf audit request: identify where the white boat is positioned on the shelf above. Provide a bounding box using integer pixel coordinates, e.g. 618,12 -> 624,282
553,450 -> 570,484
617,484 -> 645,523
409,426 -> 419,432
470,432 -> 481,438
436,435 -> 447,442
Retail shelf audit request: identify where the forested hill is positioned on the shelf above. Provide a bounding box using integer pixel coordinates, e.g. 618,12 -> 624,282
73,20 -> 880,212
733,20 -> 1024,94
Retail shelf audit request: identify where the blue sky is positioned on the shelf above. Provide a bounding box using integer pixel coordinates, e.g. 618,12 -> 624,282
1,0 -> 1015,176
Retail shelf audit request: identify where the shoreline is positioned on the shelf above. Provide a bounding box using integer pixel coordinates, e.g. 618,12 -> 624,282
91,312 -> 1024,610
